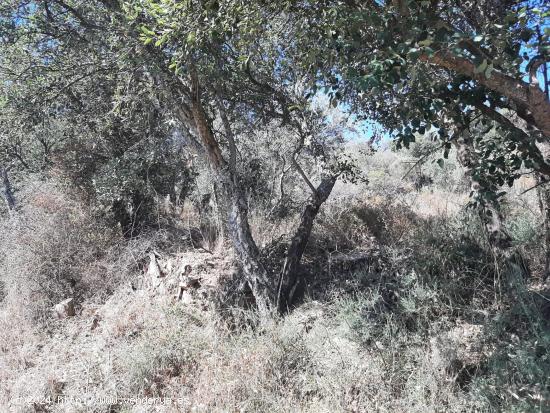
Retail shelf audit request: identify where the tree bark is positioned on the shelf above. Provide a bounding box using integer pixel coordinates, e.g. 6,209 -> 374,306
537,177 -> 550,278
0,166 -> 16,213
187,70 -> 276,315
277,175 -> 337,312
422,52 -> 550,139
454,130 -> 513,251
536,142 -> 550,278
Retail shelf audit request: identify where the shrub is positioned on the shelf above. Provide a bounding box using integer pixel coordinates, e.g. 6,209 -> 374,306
0,180 -> 132,323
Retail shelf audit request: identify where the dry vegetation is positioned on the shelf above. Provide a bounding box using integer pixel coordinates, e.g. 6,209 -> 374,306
1,144 -> 548,413
1,1 -> 549,411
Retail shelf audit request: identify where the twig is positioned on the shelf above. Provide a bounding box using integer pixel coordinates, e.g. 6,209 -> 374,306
519,178 -> 549,196
401,143 -> 445,180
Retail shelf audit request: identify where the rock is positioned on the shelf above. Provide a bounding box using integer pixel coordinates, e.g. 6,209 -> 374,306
176,264 -> 200,300
179,291 -> 193,305
147,253 -> 164,287
180,276 -> 201,290
177,263 -> 193,277
54,298 -> 75,319
90,315 -> 101,330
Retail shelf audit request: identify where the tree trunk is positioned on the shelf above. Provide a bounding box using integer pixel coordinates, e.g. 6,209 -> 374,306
277,175 -> 337,312
224,183 -> 276,313
454,130 -> 512,250
537,177 -> 550,278
96,0 -> 336,315
454,129 -> 530,279
187,80 -> 339,314
0,166 -> 16,213
187,73 -> 276,315
536,142 -> 550,278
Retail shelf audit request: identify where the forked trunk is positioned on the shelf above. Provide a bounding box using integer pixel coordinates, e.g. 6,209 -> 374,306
186,70 -> 338,314
188,76 -> 276,315
224,184 -> 276,313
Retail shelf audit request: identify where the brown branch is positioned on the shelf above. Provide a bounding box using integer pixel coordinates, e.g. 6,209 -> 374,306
520,178 -> 549,195
421,50 -> 550,137
292,156 -> 317,196
215,96 -> 237,173
244,58 -> 291,124
472,103 -> 550,178
527,55 -> 546,88
189,65 -> 226,170
49,0 -> 104,30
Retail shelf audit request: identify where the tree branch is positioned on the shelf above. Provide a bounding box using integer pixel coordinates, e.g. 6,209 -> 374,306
421,50 -> 550,137
49,0 -> 104,30
472,102 -> 550,178
292,155 -> 317,196
215,95 -> 237,173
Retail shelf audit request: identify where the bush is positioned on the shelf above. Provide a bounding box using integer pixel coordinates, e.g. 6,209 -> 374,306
114,298 -> 486,412
471,272 -> 550,412
0,180 -> 134,323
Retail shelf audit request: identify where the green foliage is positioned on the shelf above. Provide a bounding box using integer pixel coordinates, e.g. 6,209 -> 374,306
0,2 -> 549,412
278,0 -> 550,196
507,209 -> 540,246
0,1 -> 200,230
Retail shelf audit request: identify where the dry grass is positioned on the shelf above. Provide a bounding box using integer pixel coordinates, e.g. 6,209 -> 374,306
0,181 -> 127,322
0,165 -> 548,413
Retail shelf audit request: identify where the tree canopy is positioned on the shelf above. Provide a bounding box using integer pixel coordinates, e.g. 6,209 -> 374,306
0,0 -> 548,310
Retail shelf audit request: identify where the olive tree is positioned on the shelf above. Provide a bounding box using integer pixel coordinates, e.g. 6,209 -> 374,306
0,0 -> 358,314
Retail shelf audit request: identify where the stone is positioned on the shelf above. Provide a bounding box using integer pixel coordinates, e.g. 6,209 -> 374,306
179,291 -> 193,305
54,298 -> 75,319
147,253 -> 163,278
90,315 -> 101,330
180,276 -> 201,290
